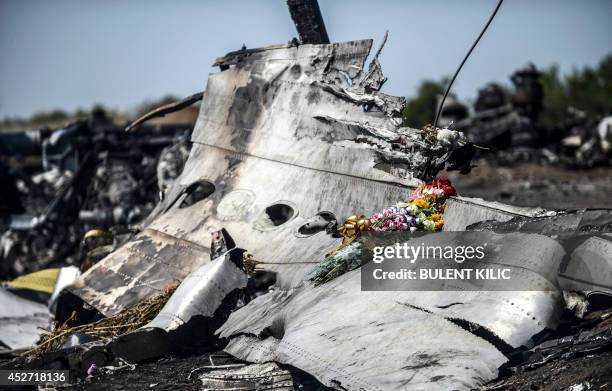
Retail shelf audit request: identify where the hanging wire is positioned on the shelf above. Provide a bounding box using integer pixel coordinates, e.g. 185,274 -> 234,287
433,0 -> 504,130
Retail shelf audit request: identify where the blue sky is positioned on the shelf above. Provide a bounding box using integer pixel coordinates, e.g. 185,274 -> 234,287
1,0 -> 610,118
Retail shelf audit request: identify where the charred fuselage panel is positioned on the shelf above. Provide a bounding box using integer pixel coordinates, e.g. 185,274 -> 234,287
66,40 -> 429,316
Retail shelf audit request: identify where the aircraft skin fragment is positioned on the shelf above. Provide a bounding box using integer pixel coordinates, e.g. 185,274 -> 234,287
219,271 -> 508,391
66,40 -> 427,317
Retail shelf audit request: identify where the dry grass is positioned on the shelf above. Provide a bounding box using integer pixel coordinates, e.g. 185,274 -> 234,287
29,284 -> 177,354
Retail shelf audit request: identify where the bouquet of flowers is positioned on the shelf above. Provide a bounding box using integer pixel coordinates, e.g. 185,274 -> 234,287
369,177 -> 456,233
308,178 -> 457,286
307,242 -> 363,286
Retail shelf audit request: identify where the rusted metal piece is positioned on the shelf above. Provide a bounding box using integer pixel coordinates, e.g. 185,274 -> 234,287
286,0 -> 330,44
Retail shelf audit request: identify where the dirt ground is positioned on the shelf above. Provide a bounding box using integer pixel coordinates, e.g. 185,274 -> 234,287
446,161 -> 612,210
56,349 -> 612,391
65,353 -> 230,391
0,350 -> 331,390
60,353 -> 331,391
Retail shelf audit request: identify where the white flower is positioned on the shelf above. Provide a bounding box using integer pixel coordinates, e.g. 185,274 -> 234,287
436,128 -> 467,149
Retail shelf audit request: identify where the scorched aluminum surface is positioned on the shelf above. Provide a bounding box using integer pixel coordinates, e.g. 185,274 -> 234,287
67,39 -> 429,315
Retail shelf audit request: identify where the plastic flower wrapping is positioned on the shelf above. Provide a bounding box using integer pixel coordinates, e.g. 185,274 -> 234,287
368,177 -> 456,232
307,242 -> 363,286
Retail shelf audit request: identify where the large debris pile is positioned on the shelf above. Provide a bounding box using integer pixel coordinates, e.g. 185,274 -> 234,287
439,64 -> 612,168
0,112 -> 191,279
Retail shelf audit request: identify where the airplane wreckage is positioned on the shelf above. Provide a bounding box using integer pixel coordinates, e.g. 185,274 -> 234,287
1,1 -> 612,390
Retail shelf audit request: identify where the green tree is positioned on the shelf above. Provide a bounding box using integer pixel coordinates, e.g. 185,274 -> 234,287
540,53 -> 612,127
402,78 -> 448,128
402,53 -> 612,131
539,65 -> 567,128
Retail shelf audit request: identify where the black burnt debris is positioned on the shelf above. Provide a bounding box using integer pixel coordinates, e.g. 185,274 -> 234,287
442,63 -> 612,169
0,110 -> 192,280
1,1 -> 612,390
287,0 -> 330,45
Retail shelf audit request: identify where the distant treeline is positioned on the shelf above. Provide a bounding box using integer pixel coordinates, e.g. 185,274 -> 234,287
402,53 -> 612,129
3,55 -> 611,133
0,107 -> 116,133
0,95 -> 181,132
0,109 -> 89,131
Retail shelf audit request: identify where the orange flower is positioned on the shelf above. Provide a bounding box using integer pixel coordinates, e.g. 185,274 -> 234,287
430,213 -> 441,222
412,199 -> 428,208
435,220 -> 444,231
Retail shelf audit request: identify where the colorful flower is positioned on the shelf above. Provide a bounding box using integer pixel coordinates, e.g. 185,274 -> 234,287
406,203 -> 419,215
422,219 -> 436,231
412,199 -> 428,209
343,177 -> 456,236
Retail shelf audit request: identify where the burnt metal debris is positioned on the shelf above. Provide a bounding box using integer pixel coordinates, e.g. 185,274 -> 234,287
441,63 -> 612,168
287,0 -> 330,44
1,1 -> 611,390
0,111 -> 192,279
59,37 -> 475,323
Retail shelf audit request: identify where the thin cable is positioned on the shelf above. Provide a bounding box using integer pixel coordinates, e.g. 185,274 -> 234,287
433,0 -> 504,130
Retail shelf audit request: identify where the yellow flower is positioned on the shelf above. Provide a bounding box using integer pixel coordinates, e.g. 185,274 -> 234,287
435,220 -> 444,230
412,199 -> 428,209
430,213 -> 441,222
